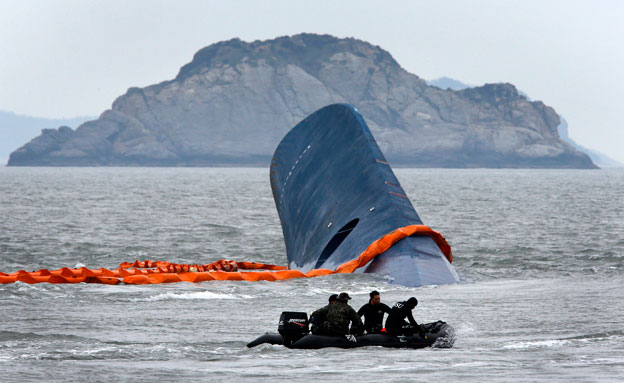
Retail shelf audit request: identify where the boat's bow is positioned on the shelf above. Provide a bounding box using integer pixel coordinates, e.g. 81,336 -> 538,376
270,104 -> 459,286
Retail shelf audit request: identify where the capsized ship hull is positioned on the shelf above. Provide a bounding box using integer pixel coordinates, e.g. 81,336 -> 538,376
270,104 -> 459,287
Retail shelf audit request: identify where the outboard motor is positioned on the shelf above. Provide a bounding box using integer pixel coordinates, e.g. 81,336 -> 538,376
278,311 -> 309,346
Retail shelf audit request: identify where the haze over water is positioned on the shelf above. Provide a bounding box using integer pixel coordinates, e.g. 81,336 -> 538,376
1,168 -> 622,382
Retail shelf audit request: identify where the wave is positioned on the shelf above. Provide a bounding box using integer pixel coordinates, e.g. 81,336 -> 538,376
0,330 -> 87,343
139,290 -> 254,302
502,331 -> 624,350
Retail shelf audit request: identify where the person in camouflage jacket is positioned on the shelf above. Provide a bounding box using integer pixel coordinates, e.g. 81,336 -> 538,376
310,294 -> 337,335
310,292 -> 363,336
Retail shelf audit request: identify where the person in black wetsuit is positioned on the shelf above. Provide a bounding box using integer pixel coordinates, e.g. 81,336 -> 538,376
357,290 -> 391,334
385,297 -> 425,337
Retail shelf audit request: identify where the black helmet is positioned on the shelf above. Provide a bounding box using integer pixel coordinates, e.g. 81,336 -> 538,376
407,297 -> 418,308
328,294 -> 338,302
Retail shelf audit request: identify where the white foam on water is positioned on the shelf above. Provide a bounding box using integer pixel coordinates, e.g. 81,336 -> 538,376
454,322 -> 477,338
502,339 -> 569,350
142,290 -> 253,302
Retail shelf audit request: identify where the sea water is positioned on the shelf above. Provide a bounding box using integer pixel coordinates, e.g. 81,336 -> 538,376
0,167 -> 622,382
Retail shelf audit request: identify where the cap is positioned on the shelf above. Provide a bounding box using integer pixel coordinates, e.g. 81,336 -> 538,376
328,294 -> 338,302
337,292 -> 351,301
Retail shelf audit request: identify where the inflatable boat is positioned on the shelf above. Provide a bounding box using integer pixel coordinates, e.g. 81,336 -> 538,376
247,312 -> 455,349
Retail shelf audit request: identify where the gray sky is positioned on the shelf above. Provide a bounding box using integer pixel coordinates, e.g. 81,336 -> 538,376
2,0 -> 623,162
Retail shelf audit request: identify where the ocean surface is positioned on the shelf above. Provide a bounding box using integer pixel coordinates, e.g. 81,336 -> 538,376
1,167 -> 622,382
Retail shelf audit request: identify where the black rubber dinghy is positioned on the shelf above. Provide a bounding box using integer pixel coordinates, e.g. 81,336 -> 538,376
247,319 -> 455,350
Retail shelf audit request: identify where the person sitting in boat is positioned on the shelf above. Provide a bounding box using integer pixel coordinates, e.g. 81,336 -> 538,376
310,292 -> 363,336
385,297 -> 425,337
310,294 -> 337,334
357,290 -> 391,334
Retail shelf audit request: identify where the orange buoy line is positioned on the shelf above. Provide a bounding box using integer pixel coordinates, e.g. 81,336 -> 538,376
0,225 -> 452,285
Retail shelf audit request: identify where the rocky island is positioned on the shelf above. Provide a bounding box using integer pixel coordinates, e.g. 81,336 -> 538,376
8,34 -> 596,168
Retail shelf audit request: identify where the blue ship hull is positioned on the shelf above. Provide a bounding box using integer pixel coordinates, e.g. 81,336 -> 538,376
270,104 -> 459,287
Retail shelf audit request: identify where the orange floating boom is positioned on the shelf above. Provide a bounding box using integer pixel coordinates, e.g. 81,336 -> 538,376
0,225 -> 451,285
